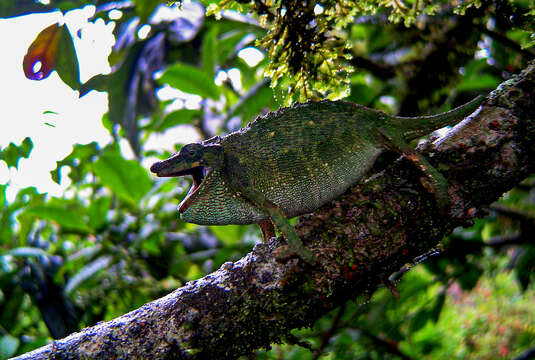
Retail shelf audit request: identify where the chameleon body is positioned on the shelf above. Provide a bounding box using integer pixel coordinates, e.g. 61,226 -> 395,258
151,97 -> 484,264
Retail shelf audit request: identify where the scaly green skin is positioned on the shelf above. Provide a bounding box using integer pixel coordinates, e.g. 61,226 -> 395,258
151,96 -> 484,264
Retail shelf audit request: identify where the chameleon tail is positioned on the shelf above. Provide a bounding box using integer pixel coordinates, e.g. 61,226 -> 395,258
389,95 -> 485,141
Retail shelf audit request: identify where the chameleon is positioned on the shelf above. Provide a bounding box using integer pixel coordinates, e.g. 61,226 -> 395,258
151,96 -> 484,264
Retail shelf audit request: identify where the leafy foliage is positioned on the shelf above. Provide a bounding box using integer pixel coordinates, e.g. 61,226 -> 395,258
22,23 -> 80,89
0,137 -> 33,169
203,0 -> 535,103
1,0 -> 535,358
93,148 -> 152,205
159,63 -> 222,99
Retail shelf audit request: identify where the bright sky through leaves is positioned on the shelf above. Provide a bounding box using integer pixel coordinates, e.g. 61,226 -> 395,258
0,6 -> 252,202
0,7 -> 112,200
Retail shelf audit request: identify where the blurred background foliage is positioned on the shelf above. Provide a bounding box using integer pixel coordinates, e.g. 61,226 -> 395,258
1,0 -> 535,358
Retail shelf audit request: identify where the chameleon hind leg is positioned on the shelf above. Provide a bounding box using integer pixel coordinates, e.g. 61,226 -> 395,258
378,127 -> 451,212
258,220 -> 276,242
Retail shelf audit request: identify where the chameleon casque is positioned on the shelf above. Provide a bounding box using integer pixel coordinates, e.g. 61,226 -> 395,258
151,97 -> 484,264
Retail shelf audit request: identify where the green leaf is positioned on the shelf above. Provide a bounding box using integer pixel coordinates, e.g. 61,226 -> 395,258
140,232 -> 163,256
0,334 -> 19,359
22,23 -> 79,90
135,0 -> 159,23
55,24 -> 80,90
159,63 -> 221,99
81,40 -> 152,154
410,308 -> 431,333
462,59 -> 488,77
348,82 -> 378,106
210,225 -> 248,246
516,245 -> 535,290
87,196 -> 112,231
0,0 -> 52,18
202,24 -> 219,79
24,205 -> 91,233
9,187 -> 44,243
0,285 -> 24,334
457,262 -> 483,290
64,255 -> 112,295
0,137 -> 33,169
217,30 -> 248,61
231,82 -> 275,124
0,184 -> 6,208
93,150 -> 152,205
9,187 -> 43,213
51,142 -> 100,184
79,74 -> 108,97
156,109 -> 200,132
429,292 -> 446,323
457,74 -> 501,92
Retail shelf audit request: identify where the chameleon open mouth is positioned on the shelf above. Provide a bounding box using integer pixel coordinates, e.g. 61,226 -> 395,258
176,166 -> 207,213
151,160 -> 208,213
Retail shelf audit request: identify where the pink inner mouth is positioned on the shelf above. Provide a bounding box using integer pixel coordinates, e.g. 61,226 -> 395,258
178,182 -> 199,212
177,166 -> 206,213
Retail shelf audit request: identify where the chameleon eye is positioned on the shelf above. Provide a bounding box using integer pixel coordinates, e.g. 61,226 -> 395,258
181,145 -> 195,156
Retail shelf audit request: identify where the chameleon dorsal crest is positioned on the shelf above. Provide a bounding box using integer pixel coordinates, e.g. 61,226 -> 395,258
151,97 -> 484,264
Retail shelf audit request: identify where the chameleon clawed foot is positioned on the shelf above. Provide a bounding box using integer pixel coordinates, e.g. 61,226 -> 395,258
293,245 -> 317,265
274,245 -> 295,262
419,177 -> 451,214
275,225 -> 317,265
274,244 -> 317,265
246,193 -> 318,265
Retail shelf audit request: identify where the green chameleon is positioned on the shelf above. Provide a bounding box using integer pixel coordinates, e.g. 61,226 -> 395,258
151,96 -> 484,264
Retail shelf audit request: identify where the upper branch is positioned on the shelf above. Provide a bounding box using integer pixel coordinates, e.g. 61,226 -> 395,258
16,63 -> 535,360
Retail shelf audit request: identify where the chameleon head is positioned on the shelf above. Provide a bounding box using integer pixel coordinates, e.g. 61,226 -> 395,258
150,142 -> 223,213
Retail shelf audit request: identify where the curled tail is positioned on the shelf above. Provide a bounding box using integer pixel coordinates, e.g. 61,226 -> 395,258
389,95 -> 485,141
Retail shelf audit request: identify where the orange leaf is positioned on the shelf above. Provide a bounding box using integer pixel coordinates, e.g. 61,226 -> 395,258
23,23 -> 61,80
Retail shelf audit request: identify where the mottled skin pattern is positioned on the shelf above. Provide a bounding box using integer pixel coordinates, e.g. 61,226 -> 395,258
151,97 -> 484,264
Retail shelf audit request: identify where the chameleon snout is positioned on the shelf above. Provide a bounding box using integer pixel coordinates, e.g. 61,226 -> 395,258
150,154 -> 200,178
150,158 -> 180,177
149,160 -> 166,174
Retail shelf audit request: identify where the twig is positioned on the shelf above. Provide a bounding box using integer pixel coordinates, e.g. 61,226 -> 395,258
356,327 -> 413,360
474,23 -> 535,59
511,346 -> 535,360
311,304 -> 346,360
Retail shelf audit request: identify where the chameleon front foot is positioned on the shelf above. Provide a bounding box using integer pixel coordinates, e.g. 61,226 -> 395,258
275,244 -> 317,265
233,180 -> 317,264
258,220 -> 316,263
258,220 -> 276,242
270,218 -> 317,265
262,217 -> 317,264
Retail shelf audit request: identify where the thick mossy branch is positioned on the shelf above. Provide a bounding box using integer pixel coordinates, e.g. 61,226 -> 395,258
15,63 -> 535,360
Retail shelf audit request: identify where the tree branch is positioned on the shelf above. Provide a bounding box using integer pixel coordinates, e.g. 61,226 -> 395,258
15,63 -> 535,359
473,23 -> 535,59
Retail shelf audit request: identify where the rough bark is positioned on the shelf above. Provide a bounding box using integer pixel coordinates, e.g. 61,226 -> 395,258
15,62 -> 535,360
